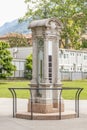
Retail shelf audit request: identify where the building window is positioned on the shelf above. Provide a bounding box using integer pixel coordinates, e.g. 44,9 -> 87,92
84,56 -> 87,60
59,53 -> 62,58
70,53 -> 74,56
64,54 -> 68,58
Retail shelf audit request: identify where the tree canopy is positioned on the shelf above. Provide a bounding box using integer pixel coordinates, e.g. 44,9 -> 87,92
7,33 -> 29,47
22,0 -> 87,49
81,38 -> 87,48
0,41 -> 16,78
25,54 -> 32,79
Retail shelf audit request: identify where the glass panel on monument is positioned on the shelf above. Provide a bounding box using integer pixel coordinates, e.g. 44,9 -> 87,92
48,55 -> 52,83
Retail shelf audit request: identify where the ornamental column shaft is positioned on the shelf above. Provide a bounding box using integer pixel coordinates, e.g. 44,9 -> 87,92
31,37 -> 38,84
43,36 -> 49,83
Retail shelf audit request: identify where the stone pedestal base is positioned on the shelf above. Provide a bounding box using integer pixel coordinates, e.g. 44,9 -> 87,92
16,111 -> 76,120
28,102 -> 64,113
28,84 -> 64,114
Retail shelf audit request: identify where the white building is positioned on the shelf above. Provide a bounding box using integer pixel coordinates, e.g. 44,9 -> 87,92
8,47 -> 32,78
8,47 -> 87,79
59,49 -> 87,72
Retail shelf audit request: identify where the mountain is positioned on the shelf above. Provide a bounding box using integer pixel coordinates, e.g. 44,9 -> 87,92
0,19 -> 31,36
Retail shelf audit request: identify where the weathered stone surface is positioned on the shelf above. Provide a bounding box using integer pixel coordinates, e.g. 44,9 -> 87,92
28,18 -> 64,114
28,18 -> 63,29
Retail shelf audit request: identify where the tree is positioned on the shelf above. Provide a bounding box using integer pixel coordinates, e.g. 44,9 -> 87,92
25,54 -> 32,79
81,39 -> 87,48
22,0 -> 87,49
7,33 -> 29,47
0,41 -> 16,78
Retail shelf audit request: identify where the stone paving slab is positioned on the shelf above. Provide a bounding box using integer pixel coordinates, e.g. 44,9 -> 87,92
0,98 -> 87,130
0,115 -> 87,130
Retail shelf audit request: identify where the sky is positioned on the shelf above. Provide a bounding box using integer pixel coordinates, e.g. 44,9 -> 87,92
0,0 -> 27,27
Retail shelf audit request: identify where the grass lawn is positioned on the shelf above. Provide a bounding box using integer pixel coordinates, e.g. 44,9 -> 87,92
0,80 -> 30,98
62,80 -> 87,99
0,79 -> 87,99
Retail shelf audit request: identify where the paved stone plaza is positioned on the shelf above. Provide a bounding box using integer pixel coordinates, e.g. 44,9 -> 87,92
0,98 -> 87,130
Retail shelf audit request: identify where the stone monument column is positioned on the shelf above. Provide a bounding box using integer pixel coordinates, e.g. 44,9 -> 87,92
56,31 -> 62,84
43,36 -> 49,83
28,18 -> 64,113
31,35 -> 38,84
